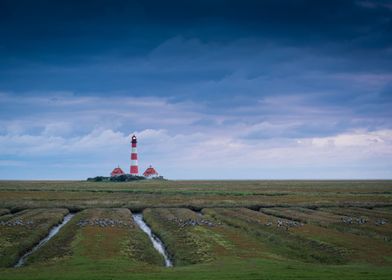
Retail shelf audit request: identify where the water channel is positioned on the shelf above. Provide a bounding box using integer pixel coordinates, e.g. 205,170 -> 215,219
132,213 -> 173,267
14,213 -> 75,268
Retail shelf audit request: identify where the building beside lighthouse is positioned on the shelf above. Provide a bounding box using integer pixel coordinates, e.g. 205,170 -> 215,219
110,166 -> 125,177
143,165 -> 159,179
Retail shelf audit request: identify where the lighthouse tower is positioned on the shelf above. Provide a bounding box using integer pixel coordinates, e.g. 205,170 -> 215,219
130,135 -> 139,175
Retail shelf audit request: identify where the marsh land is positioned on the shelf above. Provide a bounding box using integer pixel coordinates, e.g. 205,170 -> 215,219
0,180 -> 391,280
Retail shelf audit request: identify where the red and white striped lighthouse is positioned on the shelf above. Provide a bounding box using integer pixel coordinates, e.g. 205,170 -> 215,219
130,135 -> 139,175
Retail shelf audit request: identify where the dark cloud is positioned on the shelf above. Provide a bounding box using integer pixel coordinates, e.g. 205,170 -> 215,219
0,0 -> 391,135
1,0 -> 391,56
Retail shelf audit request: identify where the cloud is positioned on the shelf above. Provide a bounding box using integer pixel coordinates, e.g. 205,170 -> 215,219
1,123 -> 391,179
357,0 -> 392,10
0,92 -> 202,136
309,130 -> 390,148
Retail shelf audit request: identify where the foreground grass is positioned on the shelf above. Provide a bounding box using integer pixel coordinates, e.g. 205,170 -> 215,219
260,207 -> 392,264
203,208 -> 349,264
142,208 -> 268,266
1,257 -> 392,280
261,207 -> 392,244
0,208 -> 68,267
27,208 -> 164,266
0,208 -> 10,216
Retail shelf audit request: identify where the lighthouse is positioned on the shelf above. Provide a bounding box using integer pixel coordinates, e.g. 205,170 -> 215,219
130,135 -> 139,175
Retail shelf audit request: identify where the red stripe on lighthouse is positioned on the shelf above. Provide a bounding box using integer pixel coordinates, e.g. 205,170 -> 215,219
130,165 -> 138,174
131,153 -> 137,160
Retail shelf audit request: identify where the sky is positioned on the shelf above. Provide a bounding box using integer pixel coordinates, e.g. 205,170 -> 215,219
0,0 -> 392,179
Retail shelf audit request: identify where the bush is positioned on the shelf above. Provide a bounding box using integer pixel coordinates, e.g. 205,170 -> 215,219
110,174 -> 146,182
87,174 -> 145,182
86,176 -> 109,182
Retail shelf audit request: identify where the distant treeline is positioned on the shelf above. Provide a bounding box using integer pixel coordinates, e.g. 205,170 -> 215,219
87,175 -> 146,182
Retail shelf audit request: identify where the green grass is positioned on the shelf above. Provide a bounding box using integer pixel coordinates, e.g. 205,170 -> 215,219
260,207 -> 392,264
0,208 -> 10,216
0,180 -> 391,211
142,208 -> 216,265
0,180 -> 391,279
261,207 -> 392,243
203,208 -> 350,264
1,257 -> 392,280
0,208 -> 69,267
27,208 -> 164,266
319,207 -> 392,242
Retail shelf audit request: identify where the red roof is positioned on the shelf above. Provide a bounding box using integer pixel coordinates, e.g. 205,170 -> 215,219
111,167 -> 125,177
143,165 -> 158,177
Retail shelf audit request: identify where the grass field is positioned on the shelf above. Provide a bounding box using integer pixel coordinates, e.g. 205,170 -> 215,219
25,208 -> 164,267
0,180 -> 391,279
0,208 -> 10,216
261,207 -> 392,242
0,208 -> 68,267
